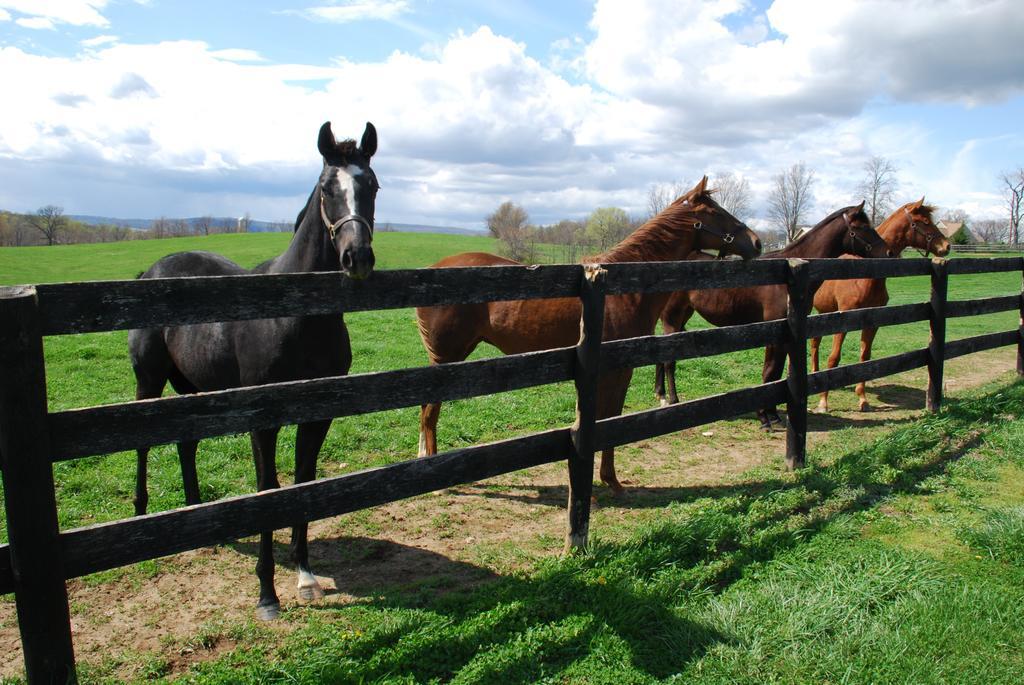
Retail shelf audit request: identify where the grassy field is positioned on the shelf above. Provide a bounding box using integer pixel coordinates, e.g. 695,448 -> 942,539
1,233 -> 1022,683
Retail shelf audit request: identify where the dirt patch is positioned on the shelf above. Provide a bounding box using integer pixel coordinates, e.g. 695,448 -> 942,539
0,348 -> 1018,680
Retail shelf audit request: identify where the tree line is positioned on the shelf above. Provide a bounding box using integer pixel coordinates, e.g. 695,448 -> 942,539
488,160 -> 1024,262
0,206 -> 292,247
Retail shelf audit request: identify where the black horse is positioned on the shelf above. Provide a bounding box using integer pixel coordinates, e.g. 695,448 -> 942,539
128,121 -> 378,620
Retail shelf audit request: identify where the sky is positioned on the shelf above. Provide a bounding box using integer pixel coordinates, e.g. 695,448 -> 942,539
1,0 -> 1023,230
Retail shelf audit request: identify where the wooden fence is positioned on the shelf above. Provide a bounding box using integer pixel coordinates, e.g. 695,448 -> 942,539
1,256 -> 1023,683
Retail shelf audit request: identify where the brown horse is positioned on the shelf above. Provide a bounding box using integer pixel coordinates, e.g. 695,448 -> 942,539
653,202 -> 892,429
415,176 -> 762,494
810,198 -> 950,412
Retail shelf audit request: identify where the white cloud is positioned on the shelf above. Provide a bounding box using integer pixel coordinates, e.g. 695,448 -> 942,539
82,34 -> 118,47
0,0 -> 109,28
209,48 -> 266,63
16,16 -> 55,29
0,8 -> 11,21
0,3 -> 1022,228
299,1 -> 411,23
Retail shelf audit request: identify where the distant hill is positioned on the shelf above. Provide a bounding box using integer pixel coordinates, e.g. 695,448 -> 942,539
68,215 -> 483,236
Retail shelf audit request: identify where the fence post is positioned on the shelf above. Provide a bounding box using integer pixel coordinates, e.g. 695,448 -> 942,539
785,259 -> 810,470
1018,257 -> 1024,376
565,265 -> 606,552
0,286 -> 77,684
927,258 -> 949,412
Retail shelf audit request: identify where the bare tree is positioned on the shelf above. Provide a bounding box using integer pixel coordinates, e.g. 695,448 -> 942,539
711,171 -> 753,223
646,180 -> 688,219
972,218 -> 1010,244
1001,168 -> 1024,245
195,216 -> 214,236
768,162 -> 816,241
486,201 -> 534,261
486,201 -> 529,239
856,156 -> 900,226
29,205 -> 67,245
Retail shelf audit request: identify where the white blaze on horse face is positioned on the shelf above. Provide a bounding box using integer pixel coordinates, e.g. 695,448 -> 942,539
332,165 -> 365,219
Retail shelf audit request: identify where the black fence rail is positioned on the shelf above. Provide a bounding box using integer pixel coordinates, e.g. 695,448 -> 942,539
1,256 -> 1022,683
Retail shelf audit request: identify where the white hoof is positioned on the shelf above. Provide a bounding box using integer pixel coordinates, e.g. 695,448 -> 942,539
659,398 -> 670,408
812,402 -> 829,414
297,570 -> 325,601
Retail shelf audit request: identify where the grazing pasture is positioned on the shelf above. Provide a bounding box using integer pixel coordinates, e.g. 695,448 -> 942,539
1,232 -> 1022,683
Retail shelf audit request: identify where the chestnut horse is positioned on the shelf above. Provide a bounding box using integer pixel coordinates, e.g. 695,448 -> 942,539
810,199 -> 950,412
653,202 -> 892,429
415,177 -> 762,493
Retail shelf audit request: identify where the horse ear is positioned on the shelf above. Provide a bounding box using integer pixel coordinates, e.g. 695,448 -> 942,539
359,122 -> 377,159
318,122 -> 336,159
694,175 -> 709,196
855,200 -> 865,213
913,196 -> 925,208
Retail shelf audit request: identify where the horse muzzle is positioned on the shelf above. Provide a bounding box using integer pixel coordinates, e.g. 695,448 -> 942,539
342,246 -> 375,280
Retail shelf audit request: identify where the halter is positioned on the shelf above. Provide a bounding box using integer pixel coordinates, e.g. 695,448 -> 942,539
904,207 -> 938,257
844,211 -> 881,256
320,192 -> 373,241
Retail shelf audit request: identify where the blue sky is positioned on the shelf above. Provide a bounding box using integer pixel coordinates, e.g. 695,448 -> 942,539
1,0 -> 1022,230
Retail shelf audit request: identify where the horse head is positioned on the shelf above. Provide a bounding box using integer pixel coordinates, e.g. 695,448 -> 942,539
317,121 -> 378,279
684,176 -> 762,260
901,197 -> 950,257
842,201 -> 892,258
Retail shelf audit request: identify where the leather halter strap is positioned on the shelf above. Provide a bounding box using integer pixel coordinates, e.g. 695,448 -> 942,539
904,207 -> 937,257
320,193 -> 373,240
844,211 -> 880,256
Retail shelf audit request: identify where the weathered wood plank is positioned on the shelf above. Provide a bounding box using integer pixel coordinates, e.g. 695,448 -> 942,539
35,265 -> 584,335
600,319 -> 786,371
566,266 -> 605,551
592,381 -> 787,450
945,295 -> 1020,319
805,258 -> 932,282
946,257 -> 1022,275
0,544 -> 11,595
807,348 -> 929,394
602,259 -> 789,295
0,286 -> 77,682
806,303 -> 931,339
928,259 -> 949,412
58,428 -> 572,581
944,329 -> 1021,360
785,260 -> 810,470
49,346 -> 577,461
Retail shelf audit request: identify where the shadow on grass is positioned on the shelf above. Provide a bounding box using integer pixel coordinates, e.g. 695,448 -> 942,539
221,381 -> 1023,683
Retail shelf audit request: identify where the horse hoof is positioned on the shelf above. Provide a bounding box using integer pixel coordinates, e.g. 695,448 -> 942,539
256,601 -> 281,621
858,402 -> 872,412
812,404 -> 829,414
297,571 -> 325,602
659,398 -> 670,408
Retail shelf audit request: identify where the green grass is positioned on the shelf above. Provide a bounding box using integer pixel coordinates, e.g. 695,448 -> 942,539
77,381 -> 1024,684
1,235 -> 1023,683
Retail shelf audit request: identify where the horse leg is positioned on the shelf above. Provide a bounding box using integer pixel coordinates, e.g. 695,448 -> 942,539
291,420 -> 331,602
597,371 -> 633,494
419,402 -> 442,457
177,440 -> 201,506
819,331 -> 847,413
856,328 -> 878,411
810,336 -> 828,414
760,344 -> 788,431
129,330 -> 171,516
251,427 -> 282,620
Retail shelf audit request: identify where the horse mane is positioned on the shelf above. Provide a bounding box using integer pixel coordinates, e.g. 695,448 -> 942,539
586,189 -> 707,263
764,204 -> 866,257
